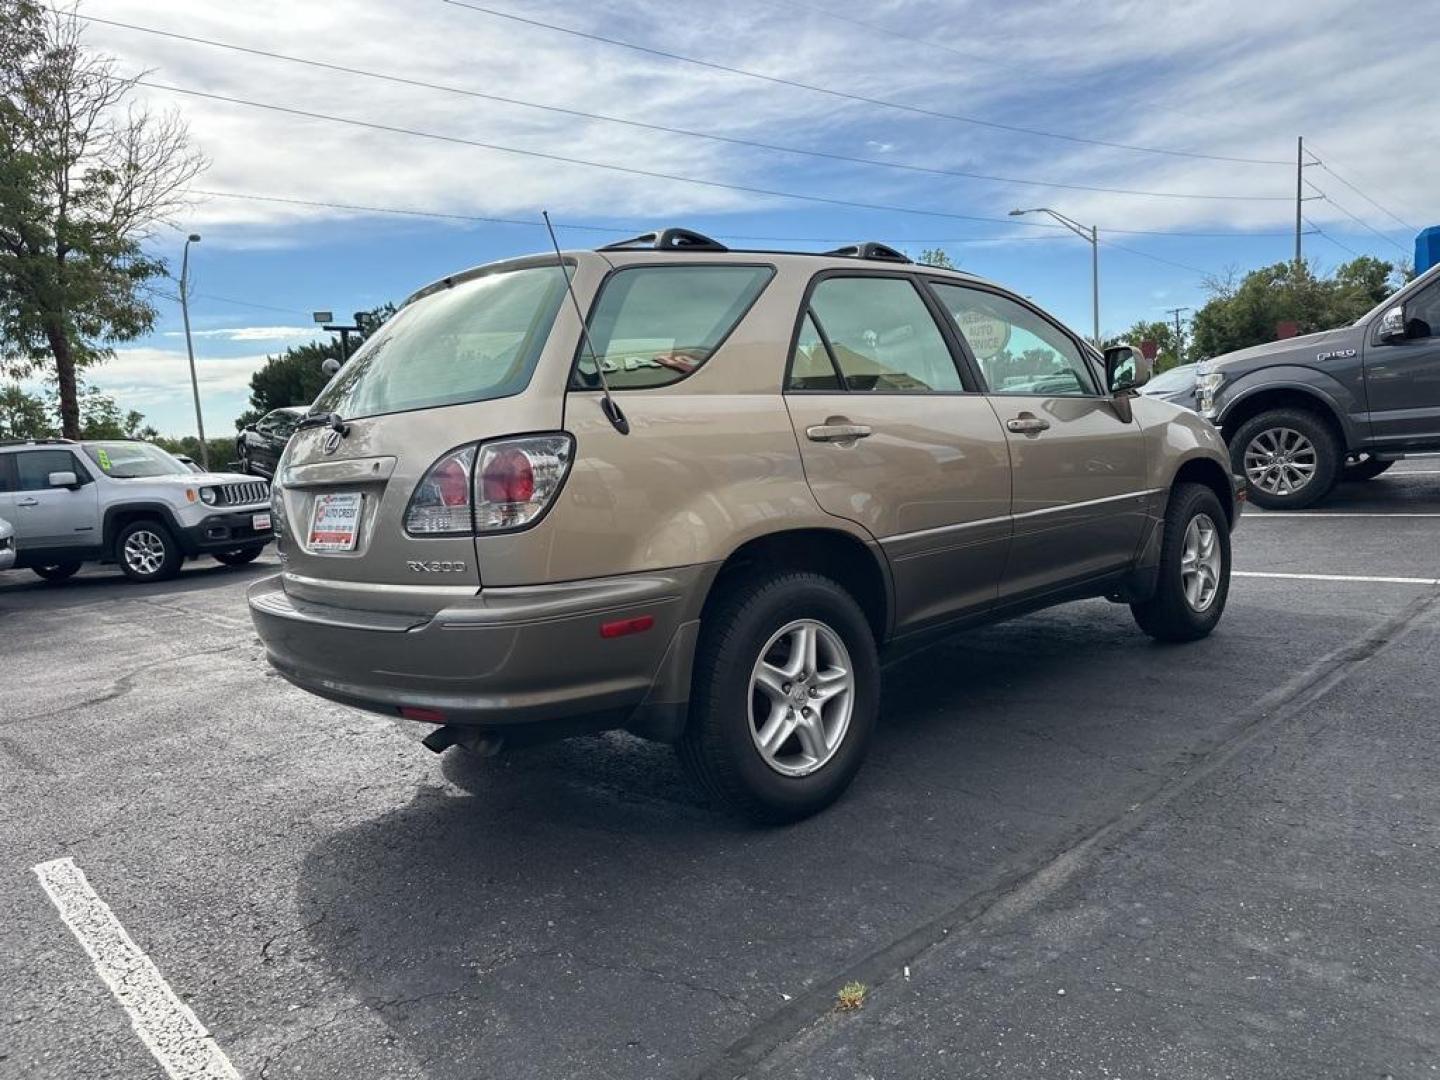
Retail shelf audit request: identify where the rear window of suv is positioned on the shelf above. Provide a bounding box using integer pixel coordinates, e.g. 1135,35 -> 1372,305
313,264 -> 569,420
574,265 -> 774,389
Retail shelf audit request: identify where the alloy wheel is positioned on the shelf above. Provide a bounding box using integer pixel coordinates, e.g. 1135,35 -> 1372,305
123,529 -> 167,577
748,619 -> 854,777
1243,427 -> 1317,496
1180,512 -> 1222,612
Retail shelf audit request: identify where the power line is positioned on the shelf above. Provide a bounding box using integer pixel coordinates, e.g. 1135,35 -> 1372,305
1097,238 -> 1211,279
135,80 -> 1296,238
440,0 -> 1291,167
1303,216 -> 1363,260
1305,179 -> 1410,255
190,188 -> 1080,245
81,15 -> 1287,203
1305,145 -> 1419,233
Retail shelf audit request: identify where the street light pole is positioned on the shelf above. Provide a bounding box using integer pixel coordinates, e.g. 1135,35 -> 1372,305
1010,208 -> 1101,347
179,233 -> 209,470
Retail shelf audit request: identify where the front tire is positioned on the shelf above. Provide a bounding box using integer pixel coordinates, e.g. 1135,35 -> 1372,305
1131,482 -> 1231,643
32,561 -> 82,583
214,545 -> 265,567
1229,408 -> 1340,510
116,520 -> 183,583
1342,455 -> 1393,482
677,571 -> 879,824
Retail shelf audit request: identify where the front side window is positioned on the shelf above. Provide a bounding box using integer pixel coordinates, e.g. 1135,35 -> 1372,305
269,411 -> 300,438
1404,278 -> 1440,339
575,265 -> 773,390
15,449 -> 86,490
83,442 -> 186,478
804,276 -> 963,392
314,264 -> 569,420
931,284 -> 1098,396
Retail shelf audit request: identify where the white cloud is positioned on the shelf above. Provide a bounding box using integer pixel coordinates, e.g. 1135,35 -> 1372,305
74,0 -> 1432,262
162,325 -> 318,342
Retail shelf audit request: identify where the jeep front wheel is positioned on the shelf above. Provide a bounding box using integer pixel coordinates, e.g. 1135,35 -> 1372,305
677,571 -> 878,824
1230,408 -> 1340,510
117,520 -> 183,582
32,561 -> 82,583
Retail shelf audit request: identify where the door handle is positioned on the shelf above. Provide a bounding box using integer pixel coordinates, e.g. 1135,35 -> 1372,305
806,423 -> 872,443
1006,416 -> 1050,435
16,497 -> 39,507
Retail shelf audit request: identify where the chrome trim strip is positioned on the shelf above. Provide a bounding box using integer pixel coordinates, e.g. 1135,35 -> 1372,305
281,571 -> 479,597
881,488 -> 1161,546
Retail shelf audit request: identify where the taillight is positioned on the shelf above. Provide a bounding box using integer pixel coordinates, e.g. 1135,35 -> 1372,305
404,446 -> 477,535
405,435 -> 573,537
475,435 -> 573,531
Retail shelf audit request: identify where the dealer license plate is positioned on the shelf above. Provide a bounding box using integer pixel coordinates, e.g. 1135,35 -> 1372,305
307,492 -> 362,552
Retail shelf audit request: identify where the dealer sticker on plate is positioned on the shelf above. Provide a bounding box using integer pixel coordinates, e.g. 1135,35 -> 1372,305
252,513 -> 272,532
308,492 -> 363,552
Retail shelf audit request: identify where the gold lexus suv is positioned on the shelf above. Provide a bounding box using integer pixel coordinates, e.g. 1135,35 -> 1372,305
249,229 -> 1240,822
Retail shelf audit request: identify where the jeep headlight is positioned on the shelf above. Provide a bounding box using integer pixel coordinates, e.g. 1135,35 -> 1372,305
199,486 -> 218,505
1194,363 -> 1225,419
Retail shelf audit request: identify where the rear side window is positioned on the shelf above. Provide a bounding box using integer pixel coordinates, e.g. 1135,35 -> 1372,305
802,276 -> 963,392
13,449 -> 86,490
314,265 -> 569,420
575,265 -> 774,389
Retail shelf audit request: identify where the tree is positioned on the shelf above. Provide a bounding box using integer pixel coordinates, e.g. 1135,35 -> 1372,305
0,2 -> 205,438
0,382 -> 52,438
917,248 -> 956,269
236,304 -> 395,428
1188,257 -> 1399,361
1106,319 -> 1183,372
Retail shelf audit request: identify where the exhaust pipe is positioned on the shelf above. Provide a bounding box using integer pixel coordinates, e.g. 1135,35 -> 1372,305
421,725 -> 505,757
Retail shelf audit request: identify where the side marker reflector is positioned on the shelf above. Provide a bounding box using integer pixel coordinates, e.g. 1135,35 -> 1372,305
600,615 -> 655,639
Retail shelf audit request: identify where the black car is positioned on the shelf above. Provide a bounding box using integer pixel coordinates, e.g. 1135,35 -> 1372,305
1139,362 -> 1197,412
1198,263 -> 1440,508
236,407 -> 303,478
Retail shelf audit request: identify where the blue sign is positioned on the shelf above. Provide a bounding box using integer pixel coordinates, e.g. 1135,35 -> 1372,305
1417,227 -> 1440,274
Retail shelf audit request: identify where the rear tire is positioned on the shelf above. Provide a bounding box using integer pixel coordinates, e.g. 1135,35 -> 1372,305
1229,408 -> 1340,510
116,520 -> 183,583
214,545 -> 265,567
32,561 -> 82,583
1342,455 -> 1393,482
1131,482 -> 1231,643
677,571 -> 879,824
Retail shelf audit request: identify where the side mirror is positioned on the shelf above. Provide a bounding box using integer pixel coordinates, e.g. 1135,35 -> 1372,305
47,471 -> 78,489
1377,304 -> 1406,343
320,358 -> 342,377
1105,344 -> 1151,394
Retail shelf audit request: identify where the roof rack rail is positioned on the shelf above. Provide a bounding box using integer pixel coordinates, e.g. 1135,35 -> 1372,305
826,242 -> 912,264
0,436 -> 77,447
598,227 -> 729,253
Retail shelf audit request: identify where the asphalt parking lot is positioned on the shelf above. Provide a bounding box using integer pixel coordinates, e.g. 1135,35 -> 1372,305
4,463 -> 1440,1080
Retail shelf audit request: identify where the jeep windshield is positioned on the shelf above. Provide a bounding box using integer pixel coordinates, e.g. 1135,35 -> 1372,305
311,264 -> 569,421
83,441 -> 190,478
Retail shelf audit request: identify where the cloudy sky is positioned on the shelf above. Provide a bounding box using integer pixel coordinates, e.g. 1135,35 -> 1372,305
60,0 -> 1436,435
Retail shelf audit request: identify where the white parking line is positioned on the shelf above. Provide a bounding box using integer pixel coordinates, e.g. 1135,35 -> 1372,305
1235,571 -> 1440,586
32,858 -> 242,1080
1247,513 -> 1440,519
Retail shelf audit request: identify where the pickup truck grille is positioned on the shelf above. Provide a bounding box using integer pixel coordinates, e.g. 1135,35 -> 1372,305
217,480 -> 269,507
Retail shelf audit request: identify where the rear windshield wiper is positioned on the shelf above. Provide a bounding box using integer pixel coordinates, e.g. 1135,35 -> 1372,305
297,411 -> 350,436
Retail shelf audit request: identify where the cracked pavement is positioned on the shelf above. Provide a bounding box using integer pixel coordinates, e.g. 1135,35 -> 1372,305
4,465 -> 1440,1078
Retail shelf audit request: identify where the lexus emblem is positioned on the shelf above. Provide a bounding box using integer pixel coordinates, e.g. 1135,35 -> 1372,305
322,429 -> 342,455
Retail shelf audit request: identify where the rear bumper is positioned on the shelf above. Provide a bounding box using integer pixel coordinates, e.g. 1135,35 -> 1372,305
178,510 -> 274,555
247,566 -> 713,735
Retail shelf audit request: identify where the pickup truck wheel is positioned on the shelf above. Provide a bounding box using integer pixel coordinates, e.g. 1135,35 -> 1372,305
117,519 -> 183,582
1342,455 -> 1394,482
677,571 -> 879,824
32,561 -> 82,583
1230,408 -> 1339,510
214,545 -> 265,567
1131,482 -> 1231,643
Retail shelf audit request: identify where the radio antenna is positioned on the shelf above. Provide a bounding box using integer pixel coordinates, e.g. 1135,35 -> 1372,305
542,210 -> 628,435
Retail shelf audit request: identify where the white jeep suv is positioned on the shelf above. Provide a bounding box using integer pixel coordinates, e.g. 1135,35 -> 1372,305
0,438 -> 273,583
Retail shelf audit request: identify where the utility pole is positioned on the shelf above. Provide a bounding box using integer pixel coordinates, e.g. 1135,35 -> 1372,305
179,233 -> 209,471
1165,306 -> 1190,363
1295,136 -> 1304,272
